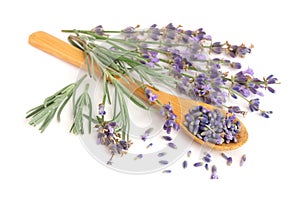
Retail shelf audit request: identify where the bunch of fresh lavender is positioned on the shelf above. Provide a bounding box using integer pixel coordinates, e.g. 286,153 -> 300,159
26,23 -> 279,157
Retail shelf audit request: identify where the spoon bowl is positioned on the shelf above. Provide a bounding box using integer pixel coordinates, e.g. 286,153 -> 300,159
28,31 -> 248,150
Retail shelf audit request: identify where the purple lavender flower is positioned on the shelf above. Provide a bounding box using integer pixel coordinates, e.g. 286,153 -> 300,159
161,103 -> 180,134
148,24 -> 160,41
96,121 -> 132,165
93,25 -> 104,36
249,98 -> 260,112
211,42 -> 222,54
145,89 -> 158,102
165,23 -> 177,40
227,44 -> 252,58
266,75 -> 278,84
228,106 -> 246,116
162,170 -> 172,173
98,104 -> 106,115
261,110 -> 273,118
231,62 -> 242,69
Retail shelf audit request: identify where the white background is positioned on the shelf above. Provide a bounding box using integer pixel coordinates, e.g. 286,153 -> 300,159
1,0 -> 299,199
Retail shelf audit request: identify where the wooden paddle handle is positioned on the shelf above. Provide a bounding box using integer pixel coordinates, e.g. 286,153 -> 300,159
29,31 -> 86,68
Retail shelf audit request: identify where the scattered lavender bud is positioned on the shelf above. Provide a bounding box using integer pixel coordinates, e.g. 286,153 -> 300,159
146,143 -> 153,148
210,165 -> 218,179
157,152 -> 167,157
168,142 -> 177,149
221,152 -> 233,166
183,160 -> 188,169
203,153 -> 211,163
193,162 -> 203,167
140,128 -> 153,141
162,135 -> 173,141
240,154 -> 246,166
159,160 -> 169,165
205,163 -> 209,170
162,170 -> 172,173
134,154 -> 143,160
187,150 -> 192,158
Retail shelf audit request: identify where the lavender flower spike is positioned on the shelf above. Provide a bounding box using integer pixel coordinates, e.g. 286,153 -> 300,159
161,103 -> 180,134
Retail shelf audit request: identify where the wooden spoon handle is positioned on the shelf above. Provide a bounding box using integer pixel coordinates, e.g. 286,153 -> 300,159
29,31 -> 86,69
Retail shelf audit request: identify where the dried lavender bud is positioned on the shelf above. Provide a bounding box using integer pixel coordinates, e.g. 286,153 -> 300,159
157,152 -> 167,157
210,165 -> 218,179
193,162 -> 203,167
140,128 -> 153,141
162,170 -> 172,173
221,152 -> 233,166
205,163 -> 209,170
203,153 -> 211,163
184,106 -> 241,145
162,135 -> 173,141
240,154 -> 246,166
159,160 -> 169,165
167,142 -> 177,149
134,154 -> 143,160
182,160 -> 188,169
146,143 -> 153,148
187,150 -> 192,158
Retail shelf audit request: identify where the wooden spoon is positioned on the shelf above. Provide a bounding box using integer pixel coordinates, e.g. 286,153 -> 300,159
28,31 -> 248,150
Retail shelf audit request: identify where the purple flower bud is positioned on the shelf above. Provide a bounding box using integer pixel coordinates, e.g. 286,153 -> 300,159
93,25 -> 104,35
145,89 -> 158,102
162,135 -> 173,141
249,98 -> 260,112
231,62 -> 242,69
211,42 -> 222,54
210,165 -> 218,179
159,160 -> 169,165
157,152 -> 167,157
187,150 -> 192,157
98,104 -> 106,115
261,111 -> 272,118
205,163 -> 209,170
146,143 -> 153,148
168,142 -> 177,149
134,154 -> 143,160
183,160 -> 188,169
267,86 -> 275,93
162,170 -> 172,173
193,162 -> 203,167
203,153 -> 211,163
221,153 -> 232,166
240,154 -> 246,166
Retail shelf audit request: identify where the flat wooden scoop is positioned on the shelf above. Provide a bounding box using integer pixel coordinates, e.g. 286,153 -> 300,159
28,31 -> 248,150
